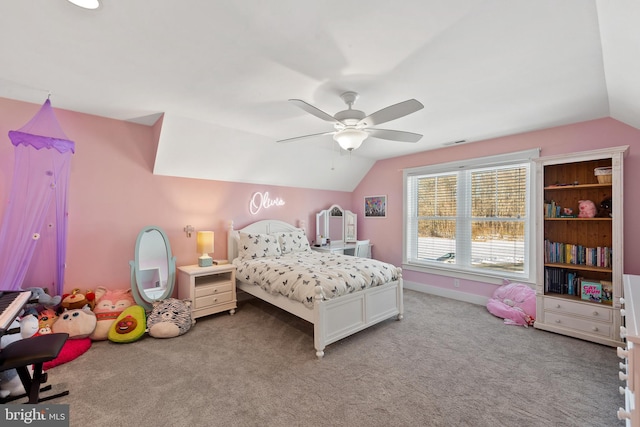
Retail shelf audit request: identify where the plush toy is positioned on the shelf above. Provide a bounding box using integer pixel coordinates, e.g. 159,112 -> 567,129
577,200 -> 597,218
36,309 -> 59,336
559,207 -> 574,217
0,315 -> 39,398
90,288 -> 135,341
18,287 -> 61,317
108,305 -> 147,343
0,315 -> 39,348
146,298 -> 195,339
24,287 -> 62,308
52,305 -> 97,339
486,282 -> 536,327
60,288 -> 98,311
597,197 -> 612,218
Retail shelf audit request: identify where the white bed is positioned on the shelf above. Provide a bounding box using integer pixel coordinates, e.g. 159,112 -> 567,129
227,219 -> 403,358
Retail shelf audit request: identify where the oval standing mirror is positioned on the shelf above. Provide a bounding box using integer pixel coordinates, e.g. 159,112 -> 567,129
129,226 -> 176,311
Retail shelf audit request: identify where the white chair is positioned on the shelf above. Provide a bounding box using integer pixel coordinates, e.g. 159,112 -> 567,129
354,240 -> 370,258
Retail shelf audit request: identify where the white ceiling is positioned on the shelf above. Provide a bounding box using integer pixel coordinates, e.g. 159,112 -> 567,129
1,0 -> 639,191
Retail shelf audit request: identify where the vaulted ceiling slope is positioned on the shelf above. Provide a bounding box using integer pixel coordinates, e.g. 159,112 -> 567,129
0,1 -> 638,191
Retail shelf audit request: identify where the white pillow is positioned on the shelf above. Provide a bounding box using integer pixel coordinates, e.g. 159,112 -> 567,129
275,230 -> 311,254
238,232 -> 281,259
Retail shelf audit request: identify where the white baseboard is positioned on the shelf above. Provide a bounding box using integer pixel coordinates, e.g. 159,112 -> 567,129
403,280 -> 489,306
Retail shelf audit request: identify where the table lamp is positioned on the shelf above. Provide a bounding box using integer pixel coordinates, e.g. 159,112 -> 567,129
197,231 -> 214,267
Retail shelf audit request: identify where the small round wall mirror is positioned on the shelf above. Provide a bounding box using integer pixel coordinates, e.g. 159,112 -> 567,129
129,226 -> 176,311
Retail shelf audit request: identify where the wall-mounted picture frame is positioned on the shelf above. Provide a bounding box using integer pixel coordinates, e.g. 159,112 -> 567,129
364,195 -> 387,218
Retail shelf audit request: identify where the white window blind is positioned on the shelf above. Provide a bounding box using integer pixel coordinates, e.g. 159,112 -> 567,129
404,149 -> 538,280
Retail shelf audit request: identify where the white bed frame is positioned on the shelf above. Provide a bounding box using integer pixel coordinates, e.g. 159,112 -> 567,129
228,219 -> 403,358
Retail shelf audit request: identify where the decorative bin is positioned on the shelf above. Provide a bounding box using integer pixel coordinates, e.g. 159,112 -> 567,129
594,167 -> 612,184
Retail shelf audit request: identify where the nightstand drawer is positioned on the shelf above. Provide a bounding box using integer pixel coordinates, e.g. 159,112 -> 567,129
195,282 -> 233,298
544,312 -> 612,338
195,291 -> 233,309
543,298 -> 612,322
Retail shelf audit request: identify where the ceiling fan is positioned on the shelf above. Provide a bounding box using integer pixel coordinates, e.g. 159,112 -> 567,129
278,91 -> 424,151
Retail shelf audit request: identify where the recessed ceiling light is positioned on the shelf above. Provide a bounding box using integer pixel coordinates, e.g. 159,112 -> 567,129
67,0 -> 100,10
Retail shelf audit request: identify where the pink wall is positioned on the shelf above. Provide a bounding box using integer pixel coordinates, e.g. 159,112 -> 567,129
352,118 -> 640,299
0,97 -> 351,293
2,96 -> 638,301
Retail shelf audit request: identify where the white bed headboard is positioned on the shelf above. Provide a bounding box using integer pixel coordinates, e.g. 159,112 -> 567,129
227,220 -> 304,262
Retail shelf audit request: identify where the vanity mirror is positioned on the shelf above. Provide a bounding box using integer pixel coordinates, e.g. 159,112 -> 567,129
315,204 -> 357,244
129,226 -> 176,311
328,205 -> 344,242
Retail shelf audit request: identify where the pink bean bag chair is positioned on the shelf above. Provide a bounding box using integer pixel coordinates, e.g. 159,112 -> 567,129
486,281 -> 536,327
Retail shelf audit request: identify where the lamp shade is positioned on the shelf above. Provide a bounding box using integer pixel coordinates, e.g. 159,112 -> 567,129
333,129 -> 368,151
197,231 -> 214,254
197,231 -> 214,267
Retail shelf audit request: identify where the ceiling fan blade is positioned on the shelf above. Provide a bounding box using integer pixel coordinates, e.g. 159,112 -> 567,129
358,99 -> 424,127
277,131 -> 335,143
289,99 -> 342,124
366,128 -> 423,143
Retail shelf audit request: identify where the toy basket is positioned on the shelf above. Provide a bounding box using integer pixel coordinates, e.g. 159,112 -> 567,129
594,167 -> 612,184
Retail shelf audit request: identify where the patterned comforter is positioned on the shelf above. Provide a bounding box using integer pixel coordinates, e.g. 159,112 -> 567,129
233,251 -> 400,308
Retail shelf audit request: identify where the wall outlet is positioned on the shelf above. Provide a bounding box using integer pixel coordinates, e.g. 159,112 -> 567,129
454,278 -> 460,288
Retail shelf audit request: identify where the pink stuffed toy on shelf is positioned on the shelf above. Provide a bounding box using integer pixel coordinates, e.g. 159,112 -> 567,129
486,281 -> 536,327
577,200 -> 597,218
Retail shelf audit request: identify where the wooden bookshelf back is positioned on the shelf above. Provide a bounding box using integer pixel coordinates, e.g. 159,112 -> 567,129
544,219 -> 612,247
544,186 -> 612,213
544,159 -> 611,187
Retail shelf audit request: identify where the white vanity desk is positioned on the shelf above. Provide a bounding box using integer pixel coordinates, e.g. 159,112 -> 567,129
312,241 -> 372,258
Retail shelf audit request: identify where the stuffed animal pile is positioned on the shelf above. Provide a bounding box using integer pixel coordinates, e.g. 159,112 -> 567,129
1,284 -> 195,392
1,285 -> 199,394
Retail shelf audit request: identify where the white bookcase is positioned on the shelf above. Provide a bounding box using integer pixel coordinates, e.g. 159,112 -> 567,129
534,146 -> 627,347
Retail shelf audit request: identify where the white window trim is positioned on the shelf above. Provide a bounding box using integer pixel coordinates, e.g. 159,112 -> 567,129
402,148 -> 540,284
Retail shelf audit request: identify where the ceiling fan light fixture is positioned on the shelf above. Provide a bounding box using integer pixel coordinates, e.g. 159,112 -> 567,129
333,129 -> 367,151
67,0 -> 100,10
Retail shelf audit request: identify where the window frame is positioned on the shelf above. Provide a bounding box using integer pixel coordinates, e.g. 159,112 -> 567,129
402,148 -> 539,284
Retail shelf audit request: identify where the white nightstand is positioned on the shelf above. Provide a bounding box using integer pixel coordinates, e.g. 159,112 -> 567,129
177,264 -> 237,319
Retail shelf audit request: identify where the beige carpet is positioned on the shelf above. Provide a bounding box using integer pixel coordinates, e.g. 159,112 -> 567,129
31,290 -> 624,427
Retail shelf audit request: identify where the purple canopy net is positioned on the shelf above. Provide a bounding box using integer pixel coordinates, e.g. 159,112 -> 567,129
0,99 -> 75,296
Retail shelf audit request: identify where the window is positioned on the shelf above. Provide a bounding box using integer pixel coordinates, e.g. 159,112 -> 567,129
403,149 -> 539,281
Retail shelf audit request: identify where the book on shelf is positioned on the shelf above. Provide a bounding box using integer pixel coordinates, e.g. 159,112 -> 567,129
544,200 -> 562,218
544,240 -> 612,268
543,267 -> 611,304
544,267 -> 580,296
600,280 -> 613,303
581,281 -> 602,303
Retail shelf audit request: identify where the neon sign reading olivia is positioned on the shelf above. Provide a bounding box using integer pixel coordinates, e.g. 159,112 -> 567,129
250,191 -> 285,215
